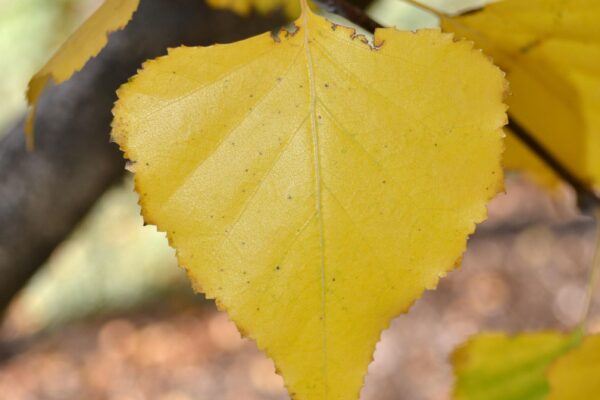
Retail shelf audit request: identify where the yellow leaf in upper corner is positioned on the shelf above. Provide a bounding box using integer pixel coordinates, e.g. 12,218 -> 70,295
112,5 -> 506,399
207,0 -> 300,18
25,0 -> 140,145
547,334 -> 600,400
452,332 -> 581,400
442,0 -> 600,190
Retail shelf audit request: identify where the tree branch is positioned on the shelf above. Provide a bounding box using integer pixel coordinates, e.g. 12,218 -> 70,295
316,0 -> 381,32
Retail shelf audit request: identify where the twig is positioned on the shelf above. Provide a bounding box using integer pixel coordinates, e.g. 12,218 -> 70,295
315,0 -> 382,31
508,119 -> 600,213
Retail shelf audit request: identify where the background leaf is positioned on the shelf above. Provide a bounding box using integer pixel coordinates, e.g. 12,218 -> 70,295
207,0 -> 301,18
503,132 -> 561,188
442,0 -> 600,189
452,332 -> 581,400
547,334 -> 600,400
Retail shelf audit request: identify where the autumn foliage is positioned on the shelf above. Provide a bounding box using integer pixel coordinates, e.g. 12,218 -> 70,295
26,0 -> 600,399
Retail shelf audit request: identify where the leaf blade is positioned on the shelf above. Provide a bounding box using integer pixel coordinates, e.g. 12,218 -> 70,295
113,12 -> 506,400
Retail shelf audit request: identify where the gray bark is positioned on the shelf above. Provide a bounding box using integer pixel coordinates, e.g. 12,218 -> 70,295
0,0 -> 283,315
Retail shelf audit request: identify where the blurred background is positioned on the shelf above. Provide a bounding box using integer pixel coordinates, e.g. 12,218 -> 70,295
0,1 -> 598,399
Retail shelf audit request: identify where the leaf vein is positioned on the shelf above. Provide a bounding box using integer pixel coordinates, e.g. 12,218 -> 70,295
162,48 -> 304,208
135,45 -> 280,121
316,98 -> 385,172
222,113 -> 310,241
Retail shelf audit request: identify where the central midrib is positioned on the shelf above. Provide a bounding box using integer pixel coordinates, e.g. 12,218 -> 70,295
301,8 -> 329,399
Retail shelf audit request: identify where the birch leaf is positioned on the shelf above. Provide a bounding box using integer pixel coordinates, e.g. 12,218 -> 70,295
442,0 -> 600,189
547,334 -> 600,400
25,0 -> 140,146
452,332 -> 581,400
207,0 -> 300,18
112,5 -> 506,399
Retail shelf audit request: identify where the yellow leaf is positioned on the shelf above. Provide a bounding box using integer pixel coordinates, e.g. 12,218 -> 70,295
112,4 -> 506,399
441,0 -> 600,189
452,332 -> 581,400
547,334 -> 600,400
207,0 -> 301,18
503,130 -> 561,188
25,0 -> 140,147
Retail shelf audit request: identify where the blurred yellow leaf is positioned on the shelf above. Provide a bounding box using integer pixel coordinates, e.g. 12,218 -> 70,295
442,0 -> 600,189
503,131 -> 560,188
26,0 -> 140,146
112,4 -> 505,399
452,332 -> 581,400
207,0 -> 300,18
547,334 -> 600,400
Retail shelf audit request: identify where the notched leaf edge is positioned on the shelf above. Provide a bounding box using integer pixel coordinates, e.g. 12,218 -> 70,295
111,16 -> 508,399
